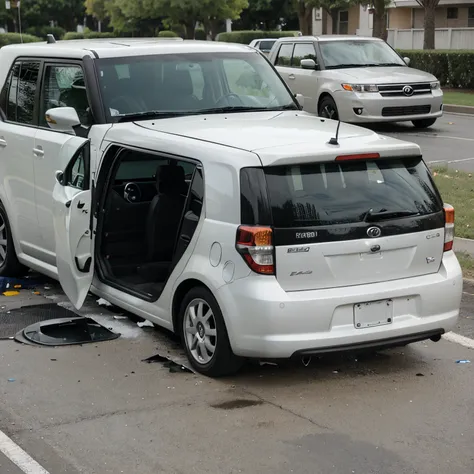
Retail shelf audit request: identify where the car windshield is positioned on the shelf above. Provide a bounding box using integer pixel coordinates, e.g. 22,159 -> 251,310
319,40 -> 406,69
96,52 -> 298,121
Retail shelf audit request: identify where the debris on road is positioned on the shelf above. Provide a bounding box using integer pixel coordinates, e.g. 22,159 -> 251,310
456,359 -> 471,364
142,353 -> 193,373
137,320 -> 154,328
7,378 -> 15,382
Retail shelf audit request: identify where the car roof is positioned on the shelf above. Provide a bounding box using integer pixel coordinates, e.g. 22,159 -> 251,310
276,35 -> 383,43
0,38 -> 256,60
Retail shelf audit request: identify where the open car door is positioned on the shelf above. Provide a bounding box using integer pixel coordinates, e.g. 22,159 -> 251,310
52,137 -> 93,309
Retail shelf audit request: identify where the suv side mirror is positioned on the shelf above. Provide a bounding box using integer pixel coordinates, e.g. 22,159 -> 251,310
403,56 -> 411,66
301,58 -> 318,70
45,107 -> 81,134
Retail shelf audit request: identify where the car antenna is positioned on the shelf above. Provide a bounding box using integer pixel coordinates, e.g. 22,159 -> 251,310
46,34 -> 56,44
328,119 -> 341,145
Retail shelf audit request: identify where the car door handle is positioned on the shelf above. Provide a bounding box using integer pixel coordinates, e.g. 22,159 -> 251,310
33,147 -> 44,157
0,137 -> 7,148
288,74 -> 296,80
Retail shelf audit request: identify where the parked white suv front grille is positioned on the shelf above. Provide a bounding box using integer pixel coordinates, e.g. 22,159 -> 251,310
378,83 -> 432,97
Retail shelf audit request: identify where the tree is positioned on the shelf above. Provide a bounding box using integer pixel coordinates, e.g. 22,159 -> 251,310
371,0 -> 390,40
415,0 -> 439,49
201,0 -> 248,40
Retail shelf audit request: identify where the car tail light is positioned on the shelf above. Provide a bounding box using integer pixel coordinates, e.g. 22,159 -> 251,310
335,153 -> 380,161
236,226 -> 274,275
443,204 -> 454,252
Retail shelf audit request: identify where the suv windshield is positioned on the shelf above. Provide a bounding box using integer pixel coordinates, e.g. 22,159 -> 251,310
319,40 -> 406,69
263,157 -> 442,228
96,52 -> 298,121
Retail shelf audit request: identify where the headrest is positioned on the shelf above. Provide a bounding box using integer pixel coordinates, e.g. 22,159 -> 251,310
162,69 -> 193,96
156,164 -> 185,194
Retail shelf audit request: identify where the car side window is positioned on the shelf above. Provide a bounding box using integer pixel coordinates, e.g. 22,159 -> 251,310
1,61 -> 40,124
275,44 -> 294,66
41,64 -> 90,127
292,43 -> 318,67
65,146 -> 89,190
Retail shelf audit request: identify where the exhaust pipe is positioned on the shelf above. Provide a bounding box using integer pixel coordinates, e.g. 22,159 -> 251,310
430,334 -> 442,342
301,355 -> 312,367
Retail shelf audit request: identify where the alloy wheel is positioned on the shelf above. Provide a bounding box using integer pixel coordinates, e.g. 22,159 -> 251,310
321,104 -> 337,119
184,298 -> 217,364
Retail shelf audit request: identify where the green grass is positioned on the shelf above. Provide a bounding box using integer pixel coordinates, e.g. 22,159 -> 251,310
443,90 -> 474,107
456,252 -> 474,280
432,167 -> 474,239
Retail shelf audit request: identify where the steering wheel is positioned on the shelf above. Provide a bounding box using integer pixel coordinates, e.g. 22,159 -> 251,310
109,96 -> 143,114
214,93 -> 245,107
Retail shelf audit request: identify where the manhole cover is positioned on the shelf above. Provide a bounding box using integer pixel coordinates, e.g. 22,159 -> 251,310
0,304 -> 75,339
19,317 -> 119,346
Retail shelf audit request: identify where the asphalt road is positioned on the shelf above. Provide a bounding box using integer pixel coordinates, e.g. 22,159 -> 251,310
366,112 -> 474,172
0,279 -> 473,474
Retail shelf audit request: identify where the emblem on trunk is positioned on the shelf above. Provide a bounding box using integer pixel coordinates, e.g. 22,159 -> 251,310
288,247 -> 310,253
367,226 -> 382,238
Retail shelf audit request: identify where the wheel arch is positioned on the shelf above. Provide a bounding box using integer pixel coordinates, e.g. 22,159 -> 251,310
317,91 -> 335,113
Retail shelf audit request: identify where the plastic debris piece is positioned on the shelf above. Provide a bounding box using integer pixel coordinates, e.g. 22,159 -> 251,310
7,378 -> 15,382
113,315 -> 127,320
3,291 -> 20,296
416,373 -> 424,377
142,353 -> 193,373
97,298 -> 112,307
137,320 -> 154,328
456,359 -> 471,364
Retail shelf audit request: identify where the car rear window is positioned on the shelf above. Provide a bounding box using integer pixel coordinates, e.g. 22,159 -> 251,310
263,157 -> 442,228
259,40 -> 276,51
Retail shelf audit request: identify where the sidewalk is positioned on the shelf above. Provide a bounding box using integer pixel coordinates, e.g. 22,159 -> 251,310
444,104 -> 474,115
454,237 -> 474,257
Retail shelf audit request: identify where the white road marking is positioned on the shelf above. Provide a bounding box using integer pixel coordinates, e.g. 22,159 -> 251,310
0,430 -> 50,474
443,331 -> 474,350
430,157 -> 474,164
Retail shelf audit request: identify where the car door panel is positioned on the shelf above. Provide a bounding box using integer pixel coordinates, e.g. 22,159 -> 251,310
53,139 -> 92,309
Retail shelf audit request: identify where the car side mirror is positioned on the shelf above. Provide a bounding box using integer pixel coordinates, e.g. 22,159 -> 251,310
55,170 -> 64,185
301,59 -> 318,70
403,56 -> 411,66
295,93 -> 304,109
45,107 -> 81,134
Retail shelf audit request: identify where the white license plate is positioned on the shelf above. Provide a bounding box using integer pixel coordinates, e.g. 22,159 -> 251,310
354,299 -> 393,329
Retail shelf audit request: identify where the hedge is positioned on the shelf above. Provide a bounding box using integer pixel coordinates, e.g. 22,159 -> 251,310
158,30 -> 179,37
26,26 -> 66,40
217,30 -> 299,44
398,50 -> 474,89
0,33 -> 41,47
63,31 -> 116,40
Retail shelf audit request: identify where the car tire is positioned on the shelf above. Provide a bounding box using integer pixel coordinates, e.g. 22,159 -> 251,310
179,286 -> 243,377
0,202 -> 27,277
412,118 -> 437,129
318,95 -> 339,120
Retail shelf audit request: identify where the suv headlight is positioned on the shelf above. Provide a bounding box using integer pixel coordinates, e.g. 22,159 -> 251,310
430,81 -> 440,90
342,84 -> 379,93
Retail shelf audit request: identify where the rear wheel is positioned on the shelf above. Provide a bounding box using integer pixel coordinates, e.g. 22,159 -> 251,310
318,95 -> 339,120
180,286 -> 243,377
0,202 -> 27,277
412,118 -> 437,129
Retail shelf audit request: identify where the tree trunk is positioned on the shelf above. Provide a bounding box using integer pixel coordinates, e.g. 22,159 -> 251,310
321,9 -> 328,35
330,9 -> 338,34
423,5 -> 436,49
183,20 -> 196,39
372,0 -> 387,41
297,2 -> 312,35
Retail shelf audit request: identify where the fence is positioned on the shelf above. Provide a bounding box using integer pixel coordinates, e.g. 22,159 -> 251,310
386,28 -> 474,50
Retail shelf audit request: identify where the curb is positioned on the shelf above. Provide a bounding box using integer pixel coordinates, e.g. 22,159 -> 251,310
444,104 -> 474,115
455,237 -> 474,258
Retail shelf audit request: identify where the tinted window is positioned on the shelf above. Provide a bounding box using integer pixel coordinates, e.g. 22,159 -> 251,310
259,40 -> 276,51
263,158 -> 442,228
292,43 -> 317,67
0,63 -> 18,119
13,61 -> 40,124
65,146 -> 89,190
97,52 -> 296,119
276,44 -> 294,66
41,65 -> 90,126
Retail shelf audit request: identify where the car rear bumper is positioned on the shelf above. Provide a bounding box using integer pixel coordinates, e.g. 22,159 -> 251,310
216,251 -> 462,359
334,90 -> 443,123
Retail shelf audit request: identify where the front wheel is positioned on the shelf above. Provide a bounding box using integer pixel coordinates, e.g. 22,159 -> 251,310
0,202 -> 27,277
412,118 -> 437,129
180,286 -> 243,377
318,96 -> 339,120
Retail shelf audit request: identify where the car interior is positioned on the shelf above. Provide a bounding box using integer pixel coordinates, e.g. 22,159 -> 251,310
98,149 -> 197,299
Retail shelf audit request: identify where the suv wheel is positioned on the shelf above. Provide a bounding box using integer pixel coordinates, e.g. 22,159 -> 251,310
318,96 -> 339,120
0,202 -> 27,277
412,118 -> 437,129
180,286 -> 243,377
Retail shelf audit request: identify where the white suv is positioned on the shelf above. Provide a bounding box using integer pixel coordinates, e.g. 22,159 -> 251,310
269,36 -> 443,128
0,39 -> 462,376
